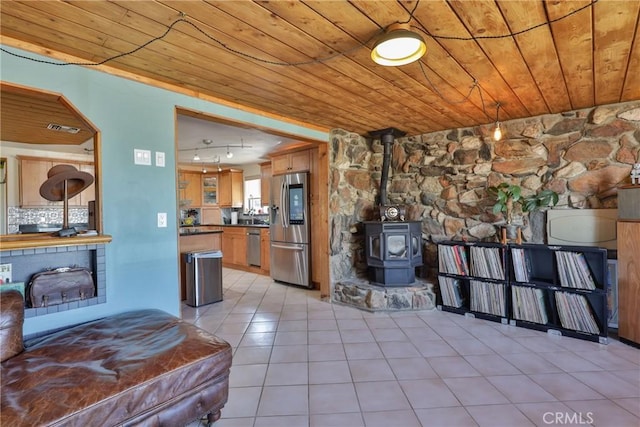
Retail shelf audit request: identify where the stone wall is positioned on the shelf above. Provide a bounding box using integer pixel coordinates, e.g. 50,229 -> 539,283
329,101 -> 640,283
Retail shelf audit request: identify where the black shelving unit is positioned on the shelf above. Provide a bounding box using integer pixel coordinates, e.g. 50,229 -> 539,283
508,243 -> 608,344
436,242 -> 609,343
437,241 -> 509,324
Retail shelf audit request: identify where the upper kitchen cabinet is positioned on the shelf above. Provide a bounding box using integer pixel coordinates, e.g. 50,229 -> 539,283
202,173 -> 218,205
271,150 -> 310,175
18,156 -> 94,207
260,162 -> 271,207
74,163 -> 95,206
218,169 -> 243,208
178,170 -> 202,208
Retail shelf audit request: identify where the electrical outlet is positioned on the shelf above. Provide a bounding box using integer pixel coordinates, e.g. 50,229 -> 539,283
134,149 -> 151,166
0,263 -> 12,284
157,212 -> 167,228
155,151 -> 165,167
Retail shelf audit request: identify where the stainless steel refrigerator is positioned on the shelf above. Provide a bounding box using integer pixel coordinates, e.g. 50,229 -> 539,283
270,172 -> 311,288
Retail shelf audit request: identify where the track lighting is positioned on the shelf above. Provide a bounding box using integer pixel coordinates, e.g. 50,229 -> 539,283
371,23 -> 427,66
493,103 -> 502,141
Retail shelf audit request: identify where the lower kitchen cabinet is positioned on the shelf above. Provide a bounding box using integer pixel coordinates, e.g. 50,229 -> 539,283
261,229 -> 270,274
221,227 -> 247,267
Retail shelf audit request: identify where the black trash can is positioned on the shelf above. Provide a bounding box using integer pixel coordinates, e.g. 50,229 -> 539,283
184,250 -> 223,307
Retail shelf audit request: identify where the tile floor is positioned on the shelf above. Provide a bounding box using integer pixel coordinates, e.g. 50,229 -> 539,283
183,269 -> 640,427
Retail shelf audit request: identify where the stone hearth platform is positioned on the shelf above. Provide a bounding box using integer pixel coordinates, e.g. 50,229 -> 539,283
333,278 -> 436,312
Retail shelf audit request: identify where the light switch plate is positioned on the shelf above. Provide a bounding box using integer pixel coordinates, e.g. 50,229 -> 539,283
157,212 -> 167,228
134,149 -> 151,165
155,151 -> 165,167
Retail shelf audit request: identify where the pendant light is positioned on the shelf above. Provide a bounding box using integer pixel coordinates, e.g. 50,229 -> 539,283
226,145 -> 233,159
493,102 -> 502,141
193,150 -> 201,161
371,23 -> 427,66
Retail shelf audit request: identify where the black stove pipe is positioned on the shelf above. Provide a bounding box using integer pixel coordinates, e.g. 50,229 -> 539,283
379,132 -> 395,206
368,127 -> 406,207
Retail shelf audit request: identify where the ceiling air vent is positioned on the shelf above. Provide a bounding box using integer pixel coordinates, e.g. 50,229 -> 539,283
47,123 -> 81,134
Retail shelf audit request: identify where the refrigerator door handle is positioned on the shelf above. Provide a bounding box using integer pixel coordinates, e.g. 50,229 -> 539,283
280,179 -> 288,228
271,244 -> 304,251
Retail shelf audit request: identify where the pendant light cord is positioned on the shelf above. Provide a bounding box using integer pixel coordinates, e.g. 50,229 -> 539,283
0,0 -> 598,68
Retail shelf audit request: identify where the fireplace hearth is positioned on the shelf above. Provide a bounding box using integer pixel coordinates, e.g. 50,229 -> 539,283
364,220 -> 423,286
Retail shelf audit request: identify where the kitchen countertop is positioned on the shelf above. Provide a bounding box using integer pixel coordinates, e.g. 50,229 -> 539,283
0,233 -> 113,250
218,224 -> 269,228
179,228 -> 223,236
179,223 -> 268,236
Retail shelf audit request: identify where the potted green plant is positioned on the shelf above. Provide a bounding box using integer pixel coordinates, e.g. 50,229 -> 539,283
488,183 -> 559,239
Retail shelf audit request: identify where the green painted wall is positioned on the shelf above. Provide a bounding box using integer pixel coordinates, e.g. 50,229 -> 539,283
1,46 -> 328,335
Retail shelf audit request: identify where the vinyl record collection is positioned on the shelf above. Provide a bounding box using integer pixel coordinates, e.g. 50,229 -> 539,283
511,285 -> 548,325
470,246 -> 505,280
555,251 -> 597,290
555,291 -> 600,334
438,244 -> 469,276
437,276 -> 465,308
470,280 -> 506,317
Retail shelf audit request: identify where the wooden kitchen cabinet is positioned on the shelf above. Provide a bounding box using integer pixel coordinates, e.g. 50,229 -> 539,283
261,228 -> 270,274
221,227 -> 247,267
260,162 -> 271,207
271,150 -> 310,175
178,170 -> 202,208
80,163 -> 95,204
218,169 -> 243,208
18,156 -> 94,207
201,173 -> 218,205
201,206 -> 221,225
19,158 -> 59,207
617,221 -> 640,346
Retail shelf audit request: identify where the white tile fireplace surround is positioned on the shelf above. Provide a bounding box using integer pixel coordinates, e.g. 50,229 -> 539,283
183,268 -> 640,427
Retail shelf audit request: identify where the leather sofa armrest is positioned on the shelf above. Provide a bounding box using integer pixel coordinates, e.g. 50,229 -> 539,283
0,290 -> 24,362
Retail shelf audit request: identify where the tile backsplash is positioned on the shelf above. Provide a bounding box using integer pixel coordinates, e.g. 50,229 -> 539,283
8,207 -> 89,234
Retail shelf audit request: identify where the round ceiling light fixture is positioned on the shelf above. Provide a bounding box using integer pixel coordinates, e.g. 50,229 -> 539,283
371,23 -> 427,66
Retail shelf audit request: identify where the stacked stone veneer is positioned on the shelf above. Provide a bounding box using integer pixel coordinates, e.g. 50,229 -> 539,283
329,101 -> 640,285
333,279 -> 436,312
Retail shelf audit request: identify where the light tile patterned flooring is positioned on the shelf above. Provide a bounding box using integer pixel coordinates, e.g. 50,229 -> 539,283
183,269 -> 640,427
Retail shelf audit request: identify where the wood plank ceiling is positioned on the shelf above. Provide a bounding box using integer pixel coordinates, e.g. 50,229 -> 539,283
1,0 -> 639,137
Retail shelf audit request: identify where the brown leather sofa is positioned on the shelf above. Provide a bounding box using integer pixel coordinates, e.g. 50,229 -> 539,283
0,290 -> 232,426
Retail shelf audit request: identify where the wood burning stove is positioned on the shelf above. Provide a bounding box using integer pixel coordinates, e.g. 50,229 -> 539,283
364,221 -> 423,286
364,127 -> 423,286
